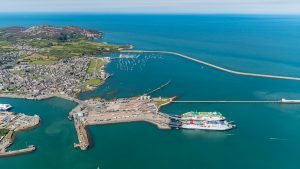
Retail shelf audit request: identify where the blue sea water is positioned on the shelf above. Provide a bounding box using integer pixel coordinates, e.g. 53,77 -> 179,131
1,14 -> 300,169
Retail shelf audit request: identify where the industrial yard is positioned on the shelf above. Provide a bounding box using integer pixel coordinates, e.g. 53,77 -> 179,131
0,111 -> 40,157
70,96 -> 174,150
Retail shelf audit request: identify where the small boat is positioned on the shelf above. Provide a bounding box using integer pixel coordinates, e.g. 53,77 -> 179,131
0,104 -> 12,111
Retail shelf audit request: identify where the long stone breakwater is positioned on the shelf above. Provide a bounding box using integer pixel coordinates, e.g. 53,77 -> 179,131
0,146 -> 36,157
120,50 -> 300,81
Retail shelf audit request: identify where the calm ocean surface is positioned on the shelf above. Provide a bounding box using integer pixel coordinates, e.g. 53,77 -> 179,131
0,14 -> 300,169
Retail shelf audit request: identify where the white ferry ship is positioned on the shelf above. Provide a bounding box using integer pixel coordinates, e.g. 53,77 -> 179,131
0,104 -> 12,111
280,98 -> 300,104
181,111 -> 235,131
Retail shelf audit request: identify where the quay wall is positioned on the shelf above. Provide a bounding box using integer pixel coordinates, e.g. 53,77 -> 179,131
15,117 -> 41,132
87,118 -> 171,130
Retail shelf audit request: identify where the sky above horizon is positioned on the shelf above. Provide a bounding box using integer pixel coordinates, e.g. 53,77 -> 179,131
1,0 -> 300,14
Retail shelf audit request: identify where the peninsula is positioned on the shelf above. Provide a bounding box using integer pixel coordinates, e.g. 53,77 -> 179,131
0,25 -> 130,98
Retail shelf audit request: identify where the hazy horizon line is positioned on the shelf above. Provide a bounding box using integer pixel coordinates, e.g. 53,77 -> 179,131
1,12 -> 300,16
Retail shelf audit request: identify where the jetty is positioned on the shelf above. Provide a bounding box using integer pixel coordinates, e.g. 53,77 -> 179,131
73,118 -> 89,150
172,98 -> 300,104
0,145 -> 36,157
120,50 -> 300,81
172,100 -> 278,103
146,80 -> 171,95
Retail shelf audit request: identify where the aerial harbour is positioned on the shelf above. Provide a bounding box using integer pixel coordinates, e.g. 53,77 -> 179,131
0,14 -> 300,169
0,24 -> 299,156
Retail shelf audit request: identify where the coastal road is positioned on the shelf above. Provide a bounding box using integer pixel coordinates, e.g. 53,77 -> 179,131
120,50 -> 300,81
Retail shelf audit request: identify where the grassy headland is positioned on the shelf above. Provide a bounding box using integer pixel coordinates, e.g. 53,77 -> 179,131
0,25 -> 131,97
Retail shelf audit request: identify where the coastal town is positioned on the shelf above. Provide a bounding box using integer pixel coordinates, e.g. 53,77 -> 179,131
0,56 -> 111,97
0,25 -> 126,157
0,25 -> 125,98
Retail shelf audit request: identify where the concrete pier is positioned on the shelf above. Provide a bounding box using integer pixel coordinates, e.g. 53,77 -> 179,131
172,98 -> 300,104
0,145 -> 36,157
172,100 -> 280,103
73,118 -> 89,150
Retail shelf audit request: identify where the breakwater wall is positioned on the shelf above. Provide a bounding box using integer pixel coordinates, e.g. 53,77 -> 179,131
0,146 -> 36,158
120,50 -> 300,81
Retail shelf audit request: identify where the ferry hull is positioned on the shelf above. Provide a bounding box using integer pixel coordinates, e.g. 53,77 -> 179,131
181,124 -> 233,131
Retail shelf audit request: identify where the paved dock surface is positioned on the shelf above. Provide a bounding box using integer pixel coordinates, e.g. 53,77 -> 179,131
71,96 -> 173,150
86,110 -> 171,129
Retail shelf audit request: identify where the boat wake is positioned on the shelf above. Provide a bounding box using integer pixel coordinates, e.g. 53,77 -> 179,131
226,133 -> 235,136
268,137 -> 288,141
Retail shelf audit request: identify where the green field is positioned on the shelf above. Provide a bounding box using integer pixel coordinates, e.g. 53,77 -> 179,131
85,78 -> 102,87
2,36 -> 124,60
35,39 -> 122,59
154,98 -> 172,107
31,75 -> 44,79
5,130 -> 13,139
87,58 -> 107,74
0,40 -> 18,54
30,60 -> 57,65
0,128 -> 9,137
